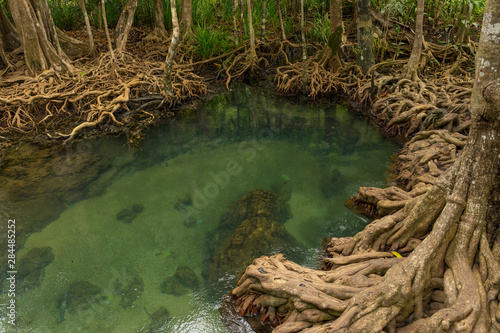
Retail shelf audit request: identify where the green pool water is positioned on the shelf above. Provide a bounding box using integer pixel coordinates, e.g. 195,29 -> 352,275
0,84 -> 400,332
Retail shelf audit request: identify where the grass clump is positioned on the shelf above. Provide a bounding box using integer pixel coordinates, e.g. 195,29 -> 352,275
195,24 -> 234,59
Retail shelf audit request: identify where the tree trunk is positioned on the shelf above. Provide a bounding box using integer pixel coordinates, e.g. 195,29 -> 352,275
261,0 -> 266,40
455,4 -> 471,45
114,0 -> 139,53
9,0 -> 72,75
300,0 -> 307,94
97,1 -> 103,29
246,0 -> 257,59
181,0 -> 192,37
232,0 -> 239,45
0,5 -> 20,51
355,0 -> 374,74
0,28 -> 12,68
101,0 -> 116,66
326,0 -> 342,71
402,0 -> 425,80
230,0 -> 500,331
276,0 -> 286,41
56,27 -> 92,59
239,0 -> 247,35
76,0 -> 94,55
163,0 -> 179,96
154,0 -> 168,38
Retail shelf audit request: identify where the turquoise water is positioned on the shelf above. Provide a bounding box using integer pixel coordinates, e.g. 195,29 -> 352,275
0,85 -> 399,332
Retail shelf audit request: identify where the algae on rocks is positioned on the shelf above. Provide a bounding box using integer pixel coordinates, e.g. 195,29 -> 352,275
57,281 -> 105,323
160,264 -> 199,296
17,247 -> 54,294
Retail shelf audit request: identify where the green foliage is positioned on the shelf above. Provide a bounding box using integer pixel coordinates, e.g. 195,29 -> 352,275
311,11 -> 329,43
134,0 -> 154,27
380,0 -> 416,25
378,0 -> 485,28
284,18 -> 294,38
195,24 -> 234,59
16,0 -> 486,52
0,0 -> 9,19
192,0 -> 221,26
49,0 -> 84,30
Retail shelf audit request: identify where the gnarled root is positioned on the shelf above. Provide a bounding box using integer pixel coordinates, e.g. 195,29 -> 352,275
0,52 -> 207,142
231,253 -> 403,332
231,121 -> 500,332
366,76 -> 472,138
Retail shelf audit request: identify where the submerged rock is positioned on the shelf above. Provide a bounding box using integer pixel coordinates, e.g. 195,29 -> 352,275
320,167 -> 347,198
147,306 -> 170,332
18,247 -> 54,294
206,189 -> 292,255
57,281 -> 104,323
174,265 -> 199,289
205,189 -> 299,284
113,271 -> 144,308
160,264 -> 199,296
207,216 -> 299,283
160,276 -> 188,296
174,193 -> 198,227
116,203 -> 144,223
0,143 -> 111,248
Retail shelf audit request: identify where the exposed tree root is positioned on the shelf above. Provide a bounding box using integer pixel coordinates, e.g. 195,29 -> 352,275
230,31 -> 497,331
231,108 -> 500,331
225,39 -> 270,89
347,129 -> 466,218
276,60 -> 364,98
364,75 -> 472,138
0,50 -> 206,143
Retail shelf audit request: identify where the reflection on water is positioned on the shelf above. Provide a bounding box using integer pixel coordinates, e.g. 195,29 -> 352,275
0,84 -> 400,332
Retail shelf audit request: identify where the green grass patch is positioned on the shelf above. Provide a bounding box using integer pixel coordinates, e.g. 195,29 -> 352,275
194,24 -> 234,59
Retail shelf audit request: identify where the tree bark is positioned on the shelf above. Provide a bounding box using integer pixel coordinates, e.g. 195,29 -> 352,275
246,0 -> 257,59
76,0 -> 94,55
232,0 -> 240,45
164,0 -> 179,96
153,0 -> 168,38
9,0 -> 72,75
455,4 -> 471,45
261,0 -> 266,40
239,0 -> 247,36
355,0 -> 374,74
326,0 -> 342,71
114,0 -> 139,53
402,0 -> 425,80
300,0 -> 307,94
276,0 -> 286,41
0,5 -> 20,51
101,0 -> 117,75
181,0 -> 192,37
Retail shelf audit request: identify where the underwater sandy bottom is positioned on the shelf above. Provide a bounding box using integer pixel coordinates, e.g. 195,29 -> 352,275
1,137 -> 394,332
0,84 -> 401,332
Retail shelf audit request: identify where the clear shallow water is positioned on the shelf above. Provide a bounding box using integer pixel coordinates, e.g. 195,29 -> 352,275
0,85 -> 400,332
